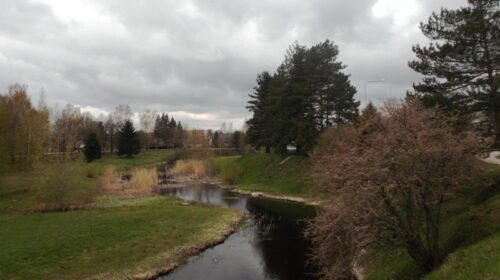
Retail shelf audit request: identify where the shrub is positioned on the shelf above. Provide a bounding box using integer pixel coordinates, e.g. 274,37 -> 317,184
36,159 -> 97,211
220,164 -> 243,185
172,159 -> 213,178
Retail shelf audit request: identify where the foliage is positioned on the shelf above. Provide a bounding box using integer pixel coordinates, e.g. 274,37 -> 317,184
83,132 -> 102,162
0,84 -> 50,170
409,0 -> 500,139
309,100 -> 480,278
153,113 -> 185,148
117,120 -> 141,158
246,40 -> 359,154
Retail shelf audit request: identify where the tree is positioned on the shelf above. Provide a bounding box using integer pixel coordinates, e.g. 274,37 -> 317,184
117,120 -> 140,158
409,0 -> 500,139
83,132 -> 101,162
309,100 -> 479,277
232,130 -> 242,149
104,115 -> 118,153
0,84 -> 49,169
246,40 -> 359,155
246,71 -> 275,153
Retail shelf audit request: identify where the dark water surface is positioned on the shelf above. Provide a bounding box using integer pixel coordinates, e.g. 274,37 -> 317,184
158,184 -> 317,280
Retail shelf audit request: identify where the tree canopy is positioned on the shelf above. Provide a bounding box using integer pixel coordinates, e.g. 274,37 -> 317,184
246,40 -> 359,154
117,120 -> 140,158
409,0 -> 500,138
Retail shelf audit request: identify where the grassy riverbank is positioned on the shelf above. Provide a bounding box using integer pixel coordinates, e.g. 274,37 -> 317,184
0,149 -> 243,279
209,152 -> 314,198
364,160 -> 500,280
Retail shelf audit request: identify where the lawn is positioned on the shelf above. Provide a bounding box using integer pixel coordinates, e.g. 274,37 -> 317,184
0,196 -> 242,280
0,149 -> 243,279
209,152 -> 314,197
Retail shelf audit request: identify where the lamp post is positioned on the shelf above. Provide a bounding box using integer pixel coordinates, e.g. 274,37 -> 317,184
363,79 -> 385,104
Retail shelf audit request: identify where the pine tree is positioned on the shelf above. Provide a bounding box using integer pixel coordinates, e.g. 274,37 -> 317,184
83,132 -> 101,162
117,120 -> 140,158
246,40 -> 359,155
246,71 -> 274,153
409,0 -> 499,139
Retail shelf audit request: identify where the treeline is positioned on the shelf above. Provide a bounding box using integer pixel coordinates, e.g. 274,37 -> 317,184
246,40 -> 359,154
184,122 -> 243,150
0,84 -> 189,169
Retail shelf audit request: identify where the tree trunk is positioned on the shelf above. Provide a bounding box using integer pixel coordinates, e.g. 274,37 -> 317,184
494,108 -> 500,143
265,145 -> 271,153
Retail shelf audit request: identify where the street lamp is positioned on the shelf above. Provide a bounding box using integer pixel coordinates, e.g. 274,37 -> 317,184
364,79 -> 385,104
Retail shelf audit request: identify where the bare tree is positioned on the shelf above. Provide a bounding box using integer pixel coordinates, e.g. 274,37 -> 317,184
139,109 -> 156,133
309,100 -> 480,278
112,104 -> 133,128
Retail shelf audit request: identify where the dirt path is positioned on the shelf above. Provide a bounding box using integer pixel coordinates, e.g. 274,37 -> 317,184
481,151 -> 500,165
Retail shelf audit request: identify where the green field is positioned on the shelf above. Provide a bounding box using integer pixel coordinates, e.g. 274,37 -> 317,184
209,152 -> 314,197
0,149 -> 242,279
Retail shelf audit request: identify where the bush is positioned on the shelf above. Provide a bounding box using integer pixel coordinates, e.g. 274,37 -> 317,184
172,159 -> 213,178
220,164 -> 243,185
36,159 -> 97,211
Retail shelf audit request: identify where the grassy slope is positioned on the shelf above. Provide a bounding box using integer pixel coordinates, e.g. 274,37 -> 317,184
365,161 -> 500,280
0,149 -> 242,279
209,152 -> 314,197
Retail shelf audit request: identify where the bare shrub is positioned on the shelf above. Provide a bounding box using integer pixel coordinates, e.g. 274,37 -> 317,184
172,159 -> 213,178
309,100 -> 480,278
129,168 -> 157,195
36,158 -> 96,211
99,166 -> 121,194
99,166 -> 157,197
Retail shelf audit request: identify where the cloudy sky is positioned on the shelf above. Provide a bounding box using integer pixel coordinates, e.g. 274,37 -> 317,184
0,0 -> 466,129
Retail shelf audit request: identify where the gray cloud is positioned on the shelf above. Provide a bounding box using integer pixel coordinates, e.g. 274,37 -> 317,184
0,0 -> 468,129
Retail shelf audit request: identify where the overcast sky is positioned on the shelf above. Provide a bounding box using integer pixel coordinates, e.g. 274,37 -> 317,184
0,0 -> 466,129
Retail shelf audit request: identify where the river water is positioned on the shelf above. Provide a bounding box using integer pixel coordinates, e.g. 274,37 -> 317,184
158,183 -> 318,280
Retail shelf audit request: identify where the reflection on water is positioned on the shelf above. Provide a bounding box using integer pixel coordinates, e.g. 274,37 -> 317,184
159,184 -> 317,280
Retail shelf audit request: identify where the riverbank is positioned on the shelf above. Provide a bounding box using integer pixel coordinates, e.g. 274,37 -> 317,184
208,153 -> 316,199
0,150 -> 245,280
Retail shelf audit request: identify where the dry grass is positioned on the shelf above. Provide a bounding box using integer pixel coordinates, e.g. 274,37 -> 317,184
129,168 -> 158,195
172,160 -> 213,178
100,166 -> 158,197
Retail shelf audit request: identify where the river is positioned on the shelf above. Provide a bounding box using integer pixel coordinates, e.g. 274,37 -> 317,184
157,183 -> 318,280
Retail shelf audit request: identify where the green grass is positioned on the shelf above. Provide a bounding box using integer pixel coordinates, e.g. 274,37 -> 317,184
425,232 -> 500,280
0,196 -> 242,280
0,149 -> 179,211
0,149 -> 243,279
208,152 -> 314,197
365,160 -> 500,280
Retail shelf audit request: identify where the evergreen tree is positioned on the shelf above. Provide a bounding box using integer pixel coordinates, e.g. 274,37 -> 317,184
83,132 -> 101,162
246,71 -> 274,153
409,0 -> 499,139
117,120 -> 140,158
246,40 -> 359,155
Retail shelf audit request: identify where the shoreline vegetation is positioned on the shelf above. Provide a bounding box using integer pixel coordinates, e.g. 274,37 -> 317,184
0,149 -> 245,280
191,152 -> 500,280
2,148 -> 499,279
